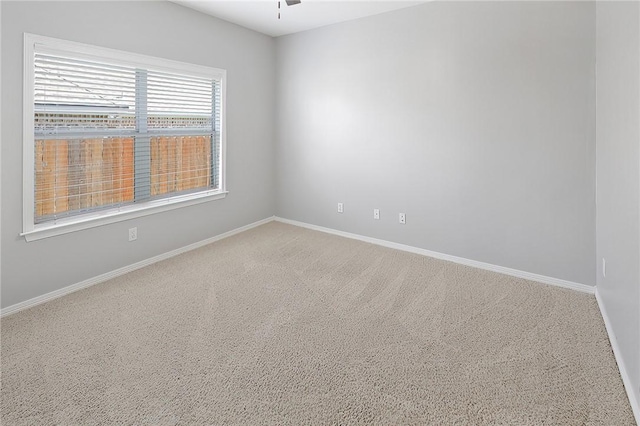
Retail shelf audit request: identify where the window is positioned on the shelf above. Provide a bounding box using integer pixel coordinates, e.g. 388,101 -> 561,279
23,34 -> 226,241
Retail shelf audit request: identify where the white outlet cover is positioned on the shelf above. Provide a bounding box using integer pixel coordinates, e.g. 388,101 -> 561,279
374,209 -> 380,219
399,213 -> 406,224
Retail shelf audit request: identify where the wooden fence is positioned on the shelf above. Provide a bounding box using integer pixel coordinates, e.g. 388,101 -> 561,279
150,135 -> 212,197
35,135 -> 211,220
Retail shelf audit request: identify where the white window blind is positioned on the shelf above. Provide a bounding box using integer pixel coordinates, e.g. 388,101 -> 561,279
30,40 -> 223,228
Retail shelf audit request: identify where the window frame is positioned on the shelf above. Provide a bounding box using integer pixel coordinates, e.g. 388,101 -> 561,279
22,33 -> 227,242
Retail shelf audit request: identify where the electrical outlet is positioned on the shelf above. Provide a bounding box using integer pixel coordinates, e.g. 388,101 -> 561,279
128,227 -> 137,242
602,258 -> 606,278
374,209 -> 380,220
337,203 -> 344,213
399,213 -> 406,224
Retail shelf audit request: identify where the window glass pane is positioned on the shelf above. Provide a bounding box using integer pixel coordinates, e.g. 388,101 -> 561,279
34,137 -> 135,223
149,135 -> 213,197
147,71 -> 213,129
34,54 -> 136,134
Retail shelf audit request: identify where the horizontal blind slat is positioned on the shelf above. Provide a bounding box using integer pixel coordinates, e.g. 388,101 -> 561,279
35,54 -> 137,72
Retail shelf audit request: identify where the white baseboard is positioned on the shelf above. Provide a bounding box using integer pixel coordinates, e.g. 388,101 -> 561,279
0,216 -> 275,317
1,214 -> 595,318
596,289 -> 640,424
274,217 -> 594,294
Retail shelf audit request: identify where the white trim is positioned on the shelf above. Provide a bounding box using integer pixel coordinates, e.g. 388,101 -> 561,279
0,2 -> 3,310
23,33 -> 35,237
638,0 -> 640,404
22,33 -> 228,239
1,216 -> 275,317
219,69 -> 227,194
596,289 -> 640,424
22,191 -> 228,242
29,34 -> 225,80
274,217 -> 595,294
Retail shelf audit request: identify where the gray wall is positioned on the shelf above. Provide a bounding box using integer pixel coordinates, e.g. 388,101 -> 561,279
1,1 -> 276,308
275,1 -> 597,286
596,0 -> 640,408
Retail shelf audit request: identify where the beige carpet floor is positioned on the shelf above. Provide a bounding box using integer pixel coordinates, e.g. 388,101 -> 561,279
1,222 -> 635,425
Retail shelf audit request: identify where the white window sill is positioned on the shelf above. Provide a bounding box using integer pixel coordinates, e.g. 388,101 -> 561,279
22,190 -> 228,242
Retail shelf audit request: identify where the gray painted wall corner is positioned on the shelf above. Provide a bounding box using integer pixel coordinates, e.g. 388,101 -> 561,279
595,0 -> 640,415
275,1 -> 597,286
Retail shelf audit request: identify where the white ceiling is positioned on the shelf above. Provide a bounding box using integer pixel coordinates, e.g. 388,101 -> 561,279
171,0 -> 425,37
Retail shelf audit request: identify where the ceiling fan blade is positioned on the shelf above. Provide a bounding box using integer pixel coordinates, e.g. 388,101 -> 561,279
285,0 -> 301,5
